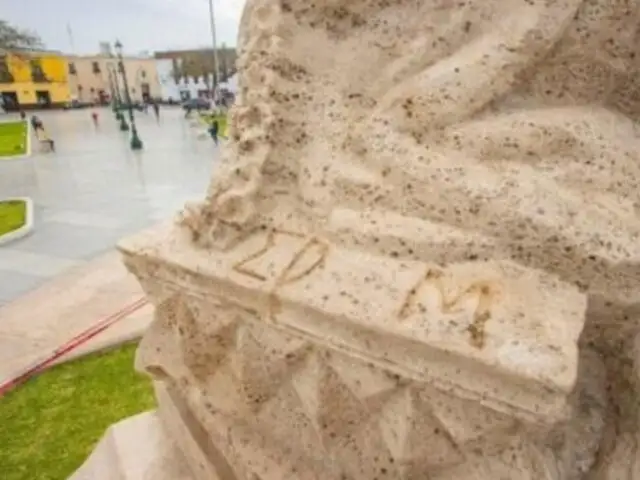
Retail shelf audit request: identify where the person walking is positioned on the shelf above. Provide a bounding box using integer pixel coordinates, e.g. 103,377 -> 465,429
30,115 -> 44,135
152,101 -> 160,122
91,111 -> 99,128
208,119 -> 219,145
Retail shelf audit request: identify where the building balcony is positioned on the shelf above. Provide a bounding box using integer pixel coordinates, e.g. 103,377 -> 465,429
31,73 -> 50,83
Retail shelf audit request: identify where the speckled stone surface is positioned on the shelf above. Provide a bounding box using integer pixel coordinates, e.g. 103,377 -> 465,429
112,0 -> 640,479
69,411 -> 195,480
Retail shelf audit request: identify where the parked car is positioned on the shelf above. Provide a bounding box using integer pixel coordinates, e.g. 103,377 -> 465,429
182,98 -> 211,111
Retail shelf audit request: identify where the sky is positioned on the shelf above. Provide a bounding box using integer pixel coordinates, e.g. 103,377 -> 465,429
0,0 -> 246,55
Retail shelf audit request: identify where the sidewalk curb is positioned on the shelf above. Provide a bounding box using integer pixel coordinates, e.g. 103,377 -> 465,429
0,298 -> 149,396
51,325 -> 146,367
0,318 -> 148,395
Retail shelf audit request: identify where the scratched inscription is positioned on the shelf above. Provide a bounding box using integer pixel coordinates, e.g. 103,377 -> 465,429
232,229 -> 329,322
398,268 -> 499,349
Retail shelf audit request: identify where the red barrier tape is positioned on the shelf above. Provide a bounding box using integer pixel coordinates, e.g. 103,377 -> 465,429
0,297 -> 148,397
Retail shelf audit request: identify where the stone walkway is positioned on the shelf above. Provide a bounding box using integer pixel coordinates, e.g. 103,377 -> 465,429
0,107 -> 217,305
0,248 -> 154,386
0,107 -> 218,386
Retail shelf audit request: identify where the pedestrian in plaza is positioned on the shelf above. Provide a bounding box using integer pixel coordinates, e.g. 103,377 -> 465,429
152,101 -> 160,121
19,111 -> 26,120
208,119 -> 219,145
30,115 -> 44,135
91,111 -> 99,128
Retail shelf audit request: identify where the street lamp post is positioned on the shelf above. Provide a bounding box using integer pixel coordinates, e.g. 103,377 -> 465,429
208,0 -> 219,100
107,68 -> 117,114
109,63 -> 127,127
115,40 -> 142,150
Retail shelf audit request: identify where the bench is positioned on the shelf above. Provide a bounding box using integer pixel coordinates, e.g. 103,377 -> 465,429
36,134 -> 55,152
34,129 -> 55,152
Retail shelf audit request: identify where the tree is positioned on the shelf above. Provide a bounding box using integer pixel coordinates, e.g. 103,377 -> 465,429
0,20 -> 42,51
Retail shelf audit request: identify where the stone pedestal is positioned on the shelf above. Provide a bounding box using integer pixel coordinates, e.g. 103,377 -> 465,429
106,223 -> 589,479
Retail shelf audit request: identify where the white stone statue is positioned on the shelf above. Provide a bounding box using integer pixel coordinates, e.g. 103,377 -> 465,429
73,1 -> 640,479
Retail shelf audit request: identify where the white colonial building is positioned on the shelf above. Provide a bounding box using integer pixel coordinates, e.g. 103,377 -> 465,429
155,59 -> 237,103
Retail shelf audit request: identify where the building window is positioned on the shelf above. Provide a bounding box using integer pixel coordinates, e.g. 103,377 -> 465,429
30,59 -> 48,83
140,70 -> 146,79
69,62 -> 77,75
92,61 -> 101,74
90,87 -> 95,93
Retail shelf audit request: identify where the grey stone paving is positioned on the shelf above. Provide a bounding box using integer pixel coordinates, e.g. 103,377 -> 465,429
0,107 -> 218,305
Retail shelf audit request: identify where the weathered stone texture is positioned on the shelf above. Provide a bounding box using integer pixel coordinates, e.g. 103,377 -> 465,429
75,0 -> 640,478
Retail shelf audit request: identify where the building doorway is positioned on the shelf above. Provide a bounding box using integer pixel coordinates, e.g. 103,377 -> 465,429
1,92 -> 19,112
141,82 -> 150,103
36,91 -> 51,108
98,89 -> 109,105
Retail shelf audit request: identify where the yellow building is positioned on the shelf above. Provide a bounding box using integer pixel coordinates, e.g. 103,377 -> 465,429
0,50 -> 72,110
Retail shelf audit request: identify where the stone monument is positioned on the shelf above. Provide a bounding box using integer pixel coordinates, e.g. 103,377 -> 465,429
72,0 -> 640,478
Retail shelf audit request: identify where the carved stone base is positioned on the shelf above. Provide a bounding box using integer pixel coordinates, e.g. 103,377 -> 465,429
108,224 -> 599,479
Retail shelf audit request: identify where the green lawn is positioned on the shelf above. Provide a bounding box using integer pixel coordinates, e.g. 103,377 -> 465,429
0,343 -> 156,480
0,121 -> 28,158
0,199 -> 27,237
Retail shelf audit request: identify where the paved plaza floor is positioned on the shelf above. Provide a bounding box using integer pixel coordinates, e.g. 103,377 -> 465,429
0,107 -> 218,305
